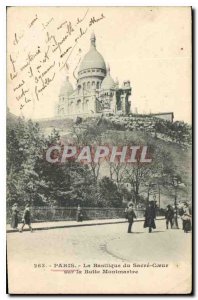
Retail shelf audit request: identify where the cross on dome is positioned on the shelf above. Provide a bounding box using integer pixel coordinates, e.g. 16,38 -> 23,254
90,32 -> 96,48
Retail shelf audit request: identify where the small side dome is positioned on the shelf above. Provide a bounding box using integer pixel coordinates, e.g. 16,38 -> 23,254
121,80 -> 131,89
59,76 -> 74,97
101,64 -> 115,90
115,77 -> 119,87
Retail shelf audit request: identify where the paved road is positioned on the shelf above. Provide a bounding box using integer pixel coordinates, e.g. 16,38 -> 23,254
7,219 -> 191,263
6,218 -> 132,233
7,219 -> 192,294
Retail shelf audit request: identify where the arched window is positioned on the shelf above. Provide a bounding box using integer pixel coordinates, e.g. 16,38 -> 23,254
77,99 -> 81,112
87,82 -> 90,89
96,82 -> 100,89
77,85 -> 81,94
70,101 -> 73,113
92,81 -> 95,89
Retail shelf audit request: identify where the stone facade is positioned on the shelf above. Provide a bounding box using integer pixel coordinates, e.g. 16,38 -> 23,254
55,33 -> 131,118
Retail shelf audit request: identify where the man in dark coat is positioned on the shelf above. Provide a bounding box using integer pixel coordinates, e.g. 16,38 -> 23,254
165,205 -> 174,229
126,203 -> 136,233
144,201 -> 156,233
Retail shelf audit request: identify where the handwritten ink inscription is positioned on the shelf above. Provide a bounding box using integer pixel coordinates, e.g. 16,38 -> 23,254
8,9 -> 105,111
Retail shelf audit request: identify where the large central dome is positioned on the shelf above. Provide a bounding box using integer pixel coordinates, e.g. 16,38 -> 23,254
78,33 -> 106,73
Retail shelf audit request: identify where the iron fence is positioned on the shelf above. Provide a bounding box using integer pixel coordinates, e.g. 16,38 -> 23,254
7,206 -> 148,223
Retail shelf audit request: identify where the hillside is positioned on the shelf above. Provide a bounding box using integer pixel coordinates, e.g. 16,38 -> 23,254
69,115 -> 192,208
7,113 -> 192,209
35,114 -> 192,207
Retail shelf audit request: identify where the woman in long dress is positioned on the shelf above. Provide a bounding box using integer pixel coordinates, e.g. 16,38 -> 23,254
182,202 -> 192,233
10,203 -> 19,229
20,204 -> 33,232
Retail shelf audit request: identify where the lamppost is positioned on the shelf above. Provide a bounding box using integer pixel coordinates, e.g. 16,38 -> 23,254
172,176 -> 182,229
146,182 -> 156,202
158,185 -> 161,209
148,174 -> 162,208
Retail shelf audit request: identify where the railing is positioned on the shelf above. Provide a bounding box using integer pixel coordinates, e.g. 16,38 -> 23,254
7,207 -> 149,223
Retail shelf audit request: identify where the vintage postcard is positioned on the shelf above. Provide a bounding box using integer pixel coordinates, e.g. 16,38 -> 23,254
7,6 -> 192,294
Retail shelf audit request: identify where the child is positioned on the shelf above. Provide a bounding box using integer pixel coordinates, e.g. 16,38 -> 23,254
76,205 -> 83,222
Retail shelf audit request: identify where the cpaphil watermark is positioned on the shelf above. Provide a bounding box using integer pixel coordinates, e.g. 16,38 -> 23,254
45,145 -> 153,164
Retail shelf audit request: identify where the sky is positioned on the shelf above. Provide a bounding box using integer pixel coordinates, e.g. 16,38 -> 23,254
7,6 -> 192,123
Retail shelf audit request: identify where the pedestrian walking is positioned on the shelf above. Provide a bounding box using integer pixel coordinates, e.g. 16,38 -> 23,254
144,201 -> 156,233
181,202 -> 191,233
10,203 -> 19,230
76,205 -> 83,222
125,203 -> 136,233
20,204 -> 33,232
165,205 -> 174,229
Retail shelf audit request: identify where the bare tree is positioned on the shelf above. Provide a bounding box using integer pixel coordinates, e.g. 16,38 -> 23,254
107,161 -> 127,186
